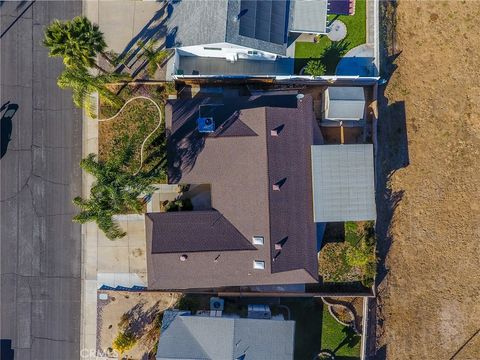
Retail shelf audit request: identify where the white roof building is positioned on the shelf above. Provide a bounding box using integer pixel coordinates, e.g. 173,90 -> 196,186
311,144 -> 376,222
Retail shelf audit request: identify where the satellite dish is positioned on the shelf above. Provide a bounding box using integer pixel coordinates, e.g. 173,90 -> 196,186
296,94 -> 305,100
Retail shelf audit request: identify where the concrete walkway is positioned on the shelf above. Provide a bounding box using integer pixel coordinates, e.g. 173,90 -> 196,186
81,2 -> 169,358
336,44 -> 376,77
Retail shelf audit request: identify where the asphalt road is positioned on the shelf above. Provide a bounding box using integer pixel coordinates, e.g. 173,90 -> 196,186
1,2 -> 82,360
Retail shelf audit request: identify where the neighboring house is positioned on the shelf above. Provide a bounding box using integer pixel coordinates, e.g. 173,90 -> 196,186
322,86 -> 366,122
145,90 -> 376,290
156,310 -> 295,360
165,0 -> 329,76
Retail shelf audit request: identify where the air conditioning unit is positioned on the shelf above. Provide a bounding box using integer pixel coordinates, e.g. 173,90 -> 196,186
197,117 -> 215,133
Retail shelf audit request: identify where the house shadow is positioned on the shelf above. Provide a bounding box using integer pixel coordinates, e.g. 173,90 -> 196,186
0,339 -> 14,360
374,49 -> 409,287
1,102 -> 18,159
366,1 -> 408,358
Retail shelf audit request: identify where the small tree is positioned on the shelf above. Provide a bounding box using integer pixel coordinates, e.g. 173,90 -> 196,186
43,16 -> 108,71
304,60 -> 326,77
73,146 -> 156,239
139,40 -> 171,77
57,67 -> 126,116
112,331 -> 136,354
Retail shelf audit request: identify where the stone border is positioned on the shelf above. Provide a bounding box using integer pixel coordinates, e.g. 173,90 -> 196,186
321,297 -> 362,335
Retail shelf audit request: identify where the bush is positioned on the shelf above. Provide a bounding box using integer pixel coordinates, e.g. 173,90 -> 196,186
319,222 -> 377,287
176,295 -> 201,312
304,60 -> 326,77
112,331 -> 136,354
163,198 -> 193,212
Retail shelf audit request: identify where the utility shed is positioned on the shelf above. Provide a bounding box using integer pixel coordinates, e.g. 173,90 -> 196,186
290,0 -> 328,34
323,86 -> 366,121
311,144 -> 376,222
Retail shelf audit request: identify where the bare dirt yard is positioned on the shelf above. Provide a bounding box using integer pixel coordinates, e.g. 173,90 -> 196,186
373,1 -> 480,359
97,291 -> 180,359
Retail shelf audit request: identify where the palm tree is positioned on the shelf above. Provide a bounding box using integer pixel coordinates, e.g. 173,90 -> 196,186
43,16 -> 108,71
139,40 -> 171,77
57,67 -> 126,116
73,148 -> 156,240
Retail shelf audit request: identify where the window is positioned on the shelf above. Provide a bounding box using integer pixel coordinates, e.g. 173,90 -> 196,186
204,47 -> 222,51
253,260 -> 265,270
247,50 -> 259,55
252,236 -> 264,245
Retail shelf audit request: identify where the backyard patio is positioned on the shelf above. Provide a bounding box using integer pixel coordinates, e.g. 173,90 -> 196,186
272,298 -> 362,360
294,0 -> 367,74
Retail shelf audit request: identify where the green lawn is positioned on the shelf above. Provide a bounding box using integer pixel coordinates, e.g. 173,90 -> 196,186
321,307 -> 361,359
274,299 -> 323,360
294,0 -> 367,74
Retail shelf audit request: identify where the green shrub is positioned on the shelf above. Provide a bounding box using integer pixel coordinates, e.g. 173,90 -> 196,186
163,199 -> 193,212
304,60 -> 326,76
176,296 -> 201,312
112,331 -> 136,354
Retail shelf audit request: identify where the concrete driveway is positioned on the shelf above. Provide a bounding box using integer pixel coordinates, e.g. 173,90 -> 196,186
86,0 -> 167,54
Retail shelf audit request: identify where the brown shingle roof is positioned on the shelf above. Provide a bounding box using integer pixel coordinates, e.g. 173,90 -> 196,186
147,94 -> 319,289
265,105 -> 318,279
147,211 -> 256,253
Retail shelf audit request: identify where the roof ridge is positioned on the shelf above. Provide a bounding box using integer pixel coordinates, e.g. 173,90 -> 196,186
179,317 -> 213,360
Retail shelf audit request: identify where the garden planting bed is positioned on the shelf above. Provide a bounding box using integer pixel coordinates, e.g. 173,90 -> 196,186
318,221 -> 376,287
98,83 -> 174,179
96,290 -> 180,360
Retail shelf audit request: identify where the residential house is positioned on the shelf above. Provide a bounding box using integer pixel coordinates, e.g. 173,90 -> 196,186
165,0 -> 329,76
146,93 -> 321,289
145,89 -> 376,291
156,310 -> 295,360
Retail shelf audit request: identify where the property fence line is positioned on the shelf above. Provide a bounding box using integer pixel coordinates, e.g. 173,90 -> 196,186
361,297 -> 369,360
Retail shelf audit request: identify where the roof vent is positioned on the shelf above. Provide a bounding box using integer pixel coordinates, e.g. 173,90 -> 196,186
179,254 -> 188,261
197,117 -> 215,133
271,124 -> 285,136
272,178 -> 287,191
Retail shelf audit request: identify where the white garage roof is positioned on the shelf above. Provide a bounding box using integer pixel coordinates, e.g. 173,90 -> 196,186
311,144 -> 376,222
325,86 -> 366,121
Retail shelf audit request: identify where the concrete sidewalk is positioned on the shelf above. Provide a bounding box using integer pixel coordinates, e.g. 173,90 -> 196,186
80,2 -> 168,358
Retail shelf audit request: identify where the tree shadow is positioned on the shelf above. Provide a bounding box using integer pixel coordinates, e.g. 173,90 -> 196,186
1,102 -> 19,159
320,40 -> 350,75
122,300 -> 162,339
167,94 -> 299,183
332,327 -> 361,355
115,3 -> 175,75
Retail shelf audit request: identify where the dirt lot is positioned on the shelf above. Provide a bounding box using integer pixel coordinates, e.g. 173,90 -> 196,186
97,291 -> 180,359
374,1 -> 480,359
